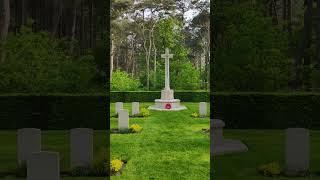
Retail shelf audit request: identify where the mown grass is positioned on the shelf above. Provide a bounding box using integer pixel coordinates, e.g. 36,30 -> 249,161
110,102 -> 210,179
213,130 -> 320,180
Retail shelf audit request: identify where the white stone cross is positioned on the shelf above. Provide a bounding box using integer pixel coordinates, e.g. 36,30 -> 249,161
161,48 -> 173,90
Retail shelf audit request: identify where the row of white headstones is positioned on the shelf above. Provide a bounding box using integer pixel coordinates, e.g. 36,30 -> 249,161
18,102 -> 208,179
17,128 -> 94,180
115,102 -> 208,131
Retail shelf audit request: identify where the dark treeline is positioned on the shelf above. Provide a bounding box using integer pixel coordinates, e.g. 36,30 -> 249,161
212,0 -> 320,92
8,0 -> 105,53
0,0 -> 107,93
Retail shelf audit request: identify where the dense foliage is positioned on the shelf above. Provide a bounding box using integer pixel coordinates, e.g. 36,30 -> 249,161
0,25 -> 99,93
0,1 -> 106,93
212,0 -> 320,92
111,70 -> 141,91
213,2 -> 292,91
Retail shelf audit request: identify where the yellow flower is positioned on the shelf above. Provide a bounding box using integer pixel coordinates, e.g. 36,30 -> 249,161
111,159 -> 123,172
130,124 -> 143,133
191,112 -> 199,118
258,162 -> 281,176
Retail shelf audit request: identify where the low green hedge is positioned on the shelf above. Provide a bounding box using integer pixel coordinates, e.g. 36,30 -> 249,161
1,92 -> 320,129
0,94 -> 108,129
110,91 -> 209,102
212,92 -> 320,129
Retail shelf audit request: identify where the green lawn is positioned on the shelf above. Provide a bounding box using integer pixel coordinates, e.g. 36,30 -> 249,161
0,130 -> 107,180
110,102 -> 210,179
214,130 -> 320,180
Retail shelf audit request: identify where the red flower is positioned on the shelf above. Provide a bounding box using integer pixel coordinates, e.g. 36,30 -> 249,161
165,103 -> 172,109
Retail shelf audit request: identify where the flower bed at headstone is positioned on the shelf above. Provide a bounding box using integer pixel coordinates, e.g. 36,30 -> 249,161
110,159 -> 126,176
130,124 -> 143,133
257,162 -> 281,177
131,108 -> 150,118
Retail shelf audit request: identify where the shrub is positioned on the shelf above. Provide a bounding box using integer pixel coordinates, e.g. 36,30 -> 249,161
110,159 -> 124,173
111,70 -> 141,91
257,162 -> 281,177
130,124 -> 143,133
140,108 -> 150,117
0,23 -> 98,93
70,165 -> 92,177
213,3 -> 291,91
91,148 -> 108,176
91,160 -> 108,176
191,112 -> 199,118
131,108 -> 150,118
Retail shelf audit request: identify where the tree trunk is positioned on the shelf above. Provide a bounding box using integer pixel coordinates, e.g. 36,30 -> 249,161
152,30 -> 157,89
293,0 -> 312,90
110,37 -> 115,81
288,0 -> 292,34
303,0 -> 313,91
0,0 -> 10,63
142,23 -> 153,90
70,0 -> 78,54
52,0 -> 62,36
316,0 -> 320,69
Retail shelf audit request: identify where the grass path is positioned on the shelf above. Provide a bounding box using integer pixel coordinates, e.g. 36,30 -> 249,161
110,103 -> 210,179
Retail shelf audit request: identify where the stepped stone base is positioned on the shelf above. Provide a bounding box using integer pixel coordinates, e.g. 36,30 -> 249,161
148,89 -> 187,111
148,99 -> 187,111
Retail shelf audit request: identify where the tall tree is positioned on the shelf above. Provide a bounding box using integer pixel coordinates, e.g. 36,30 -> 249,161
293,0 -> 312,90
0,0 -> 10,62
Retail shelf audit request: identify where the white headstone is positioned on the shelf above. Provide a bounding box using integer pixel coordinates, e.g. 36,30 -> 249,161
132,102 -> 140,116
211,119 -> 225,146
118,109 -> 129,130
115,102 -> 123,114
285,128 -> 309,176
17,128 -> 41,166
211,119 -> 248,156
70,128 -> 93,168
199,102 -> 207,117
27,151 -> 60,180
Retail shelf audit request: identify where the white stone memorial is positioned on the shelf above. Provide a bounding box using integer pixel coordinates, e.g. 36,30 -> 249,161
17,128 -> 41,166
115,102 -> 123,114
148,48 -> 187,111
211,119 -> 248,155
285,128 -> 309,176
118,109 -> 129,130
70,128 -> 93,168
27,151 -> 60,180
199,102 -> 207,117
132,102 -> 140,116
